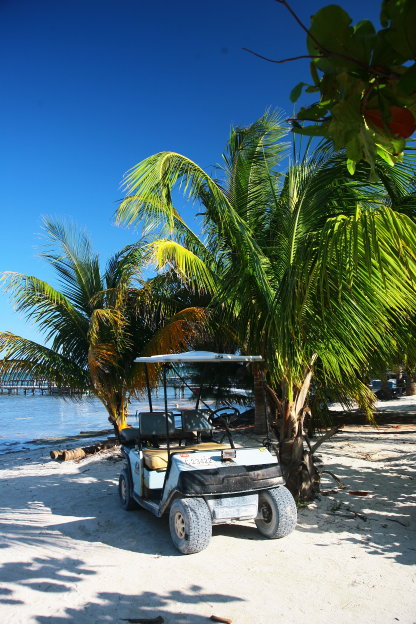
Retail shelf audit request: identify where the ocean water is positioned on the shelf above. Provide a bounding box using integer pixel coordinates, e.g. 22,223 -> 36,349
0,388 -> 197,455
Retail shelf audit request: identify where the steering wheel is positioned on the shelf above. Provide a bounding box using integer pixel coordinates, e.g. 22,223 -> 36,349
208,406 -> 240,429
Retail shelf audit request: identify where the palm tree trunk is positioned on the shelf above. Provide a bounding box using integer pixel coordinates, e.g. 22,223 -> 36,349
101,393 -> 128,442
406,373 -> 416,396
278,374 -> 320,501
279,413 -> 319,500
379,372 -> 393,400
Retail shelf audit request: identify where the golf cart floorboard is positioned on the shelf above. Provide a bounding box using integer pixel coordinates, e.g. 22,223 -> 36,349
133,496 -> 161,516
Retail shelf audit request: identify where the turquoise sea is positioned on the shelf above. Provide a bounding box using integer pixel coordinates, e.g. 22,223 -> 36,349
0,389 -> 196,455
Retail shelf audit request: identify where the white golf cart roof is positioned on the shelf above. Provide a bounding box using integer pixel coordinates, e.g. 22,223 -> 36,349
134,351 -> 263,363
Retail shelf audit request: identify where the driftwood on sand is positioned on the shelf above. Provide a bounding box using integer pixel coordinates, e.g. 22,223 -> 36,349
50,440 -> 117,461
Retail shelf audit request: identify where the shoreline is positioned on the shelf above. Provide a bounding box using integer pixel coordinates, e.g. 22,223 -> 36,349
0,430 -> 116,457
0,392 -> 197,456
3,393 -> 416,454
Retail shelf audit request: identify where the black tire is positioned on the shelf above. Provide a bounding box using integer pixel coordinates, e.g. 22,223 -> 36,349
119,468 -> 137,511
169,497 -> 212,554
255,487 -> 297,538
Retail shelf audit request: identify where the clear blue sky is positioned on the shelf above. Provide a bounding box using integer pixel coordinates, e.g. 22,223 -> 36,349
0,0 -> 380,345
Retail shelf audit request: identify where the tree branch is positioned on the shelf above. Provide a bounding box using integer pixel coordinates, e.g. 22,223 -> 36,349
310,426 -> 340,454
319,469 -> 346,489
242,48 -> 323,64
273,0 -> 369,70
275,0 -> 318,43
287,117 -> 331,123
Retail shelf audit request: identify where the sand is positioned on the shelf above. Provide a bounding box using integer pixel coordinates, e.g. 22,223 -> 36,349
0,398 -> 415,624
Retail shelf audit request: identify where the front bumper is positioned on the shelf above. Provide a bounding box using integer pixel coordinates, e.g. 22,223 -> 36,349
176,463 -> 284,496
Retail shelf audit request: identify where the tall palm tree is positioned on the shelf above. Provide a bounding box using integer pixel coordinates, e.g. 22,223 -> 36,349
116,111 -> 416,497
0,219 -> 206,434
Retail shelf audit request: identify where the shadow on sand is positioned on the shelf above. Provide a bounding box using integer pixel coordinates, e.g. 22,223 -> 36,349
0,450 -> 267,559
1,555 -> 243,623
0,434 -> 415,568
297,431 -> 416,565
32,587 -> 244,623
0,452 -> 244,621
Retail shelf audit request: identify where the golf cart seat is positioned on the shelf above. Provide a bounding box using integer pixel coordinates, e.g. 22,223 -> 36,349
142,441 -> 230,470
119,427 -> 141,446
119,412 -> 182,448
180,409 -> 213,433
138,411 -> 177,437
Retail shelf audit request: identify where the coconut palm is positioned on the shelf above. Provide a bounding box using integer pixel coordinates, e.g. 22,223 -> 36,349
0,219 -> 206,434
116,111 -> 416,497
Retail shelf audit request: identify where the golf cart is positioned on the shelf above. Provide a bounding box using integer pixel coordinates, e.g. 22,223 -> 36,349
118,351 -> 297,554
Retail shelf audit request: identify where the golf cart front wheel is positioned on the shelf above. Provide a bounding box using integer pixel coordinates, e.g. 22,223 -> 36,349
169,497 -> 212,554
119,469 -> 137,511
255,487 -> 297,538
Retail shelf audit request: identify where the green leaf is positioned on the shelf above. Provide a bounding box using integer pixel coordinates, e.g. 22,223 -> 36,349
372,29 -> 405,66
328,92 -> 363,150
310,61 -> 320,86
375,143 -> 396,166
319,74 -> 340,102
351,20 -> 376,65
290,82 -> 308,103
380,0 -> 394,27
297,102 -> 330,121
346,159 -> 356,175
399,63 -> 416,95
359,126 -> 377,175
292,124 -> 328,137
381,0 -> 416,60
345,135 -> 362,162
390,137 -> 406,155
307,5 -> 356,72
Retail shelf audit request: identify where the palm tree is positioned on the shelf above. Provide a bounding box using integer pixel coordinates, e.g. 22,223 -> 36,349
0,219 -> 206,434
116,111 -> 416,497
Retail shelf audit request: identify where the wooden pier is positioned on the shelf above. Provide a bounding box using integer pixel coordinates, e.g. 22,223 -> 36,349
0,378 -> 86,396
0,376 -> 199,397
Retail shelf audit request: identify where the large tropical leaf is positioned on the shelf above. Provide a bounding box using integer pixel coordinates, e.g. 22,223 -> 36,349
0,332 -> 90,389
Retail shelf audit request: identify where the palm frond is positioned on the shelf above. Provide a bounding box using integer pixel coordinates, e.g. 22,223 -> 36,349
41,217 -> 103,314
140,307 -> 208,359
1,272 -> 89,365
151,240 -> 216,294
0,332 -> 89,389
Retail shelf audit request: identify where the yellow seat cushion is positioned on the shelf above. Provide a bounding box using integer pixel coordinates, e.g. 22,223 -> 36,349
142,442 -> 230,471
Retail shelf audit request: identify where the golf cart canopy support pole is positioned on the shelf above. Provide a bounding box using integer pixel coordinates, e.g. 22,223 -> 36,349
261,367 -> 272,444
144,364 -> 153,413
169,363 -> 213,413
133,352 -> 265,458
162,365 -> 170,457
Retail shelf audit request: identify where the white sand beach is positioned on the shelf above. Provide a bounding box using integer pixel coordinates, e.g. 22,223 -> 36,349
0,399 -> 415,624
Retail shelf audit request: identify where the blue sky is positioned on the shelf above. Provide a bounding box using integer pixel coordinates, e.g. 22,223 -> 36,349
0,0 -> 380,344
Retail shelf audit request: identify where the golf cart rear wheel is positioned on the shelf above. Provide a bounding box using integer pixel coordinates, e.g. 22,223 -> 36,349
169,497 -> 212,554
255,487 -> 297,538
119,469 -> 137,511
